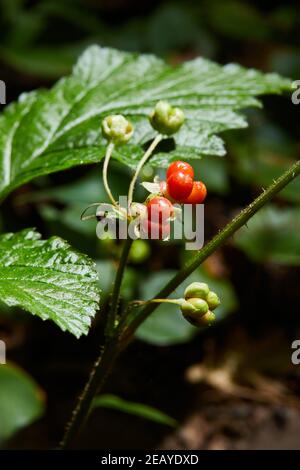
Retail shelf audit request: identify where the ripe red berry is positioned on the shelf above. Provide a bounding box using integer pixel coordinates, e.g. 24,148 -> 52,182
183,181 -> 207,204
166,161 -> 194,180
147,196 -> 174,224
167,171 -> 193,202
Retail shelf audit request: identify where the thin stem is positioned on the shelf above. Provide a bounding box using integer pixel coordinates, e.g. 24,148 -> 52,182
103,142 -> 117,206
105,237 -> 133,338
60,337 -> 120,449
127,134 -> 163,208
120,159 -> 300,343
60,237 -> 133,450
130,298 -> 183,307
60,159 -> 300,448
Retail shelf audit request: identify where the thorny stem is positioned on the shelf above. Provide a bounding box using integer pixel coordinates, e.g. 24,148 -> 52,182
127,134 -> 163,209
103,142 -> 117,206
60,159 -> 300,449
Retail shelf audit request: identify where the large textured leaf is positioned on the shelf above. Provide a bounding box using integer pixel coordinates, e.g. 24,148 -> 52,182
0,229 -> 100,337
0,363 -> 45,443
0,45 -> 291,200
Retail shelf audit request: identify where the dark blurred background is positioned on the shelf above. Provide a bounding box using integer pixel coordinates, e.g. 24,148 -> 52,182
0,0 -> 300,450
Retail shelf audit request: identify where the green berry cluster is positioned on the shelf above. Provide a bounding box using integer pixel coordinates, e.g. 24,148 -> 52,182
180,282 -> 220,327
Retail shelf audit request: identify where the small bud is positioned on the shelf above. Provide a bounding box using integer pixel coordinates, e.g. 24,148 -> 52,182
149,101 -> 184,135
184,282 -> 209,300
206,291 -> 220,311
102,115 -> 134,144
180,298 -> 209,326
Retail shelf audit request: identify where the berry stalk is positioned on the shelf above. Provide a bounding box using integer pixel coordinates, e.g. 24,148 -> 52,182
127,134 -> 163,209
102,142 -> 117,206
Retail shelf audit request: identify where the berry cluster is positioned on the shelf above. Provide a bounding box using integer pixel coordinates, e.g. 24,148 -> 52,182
161,160 -> 207,204
89,104 -> 207,241
180,282 -> 220,326
143,160 -> 207,239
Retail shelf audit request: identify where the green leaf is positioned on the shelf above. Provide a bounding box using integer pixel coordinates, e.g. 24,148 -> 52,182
0,228 -> 100,337
235,205 -> 300,265
0,45 -> 291,201
93,394 -> 177,428
137,266 -> 237,346
0,363 -> 45,442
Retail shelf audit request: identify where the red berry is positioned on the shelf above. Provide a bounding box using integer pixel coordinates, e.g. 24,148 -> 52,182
183,181 -> 207,204
167,171 -> 193,202
166,161 -> 194,180
142,219 -> 170,240
147,196 -> 174,224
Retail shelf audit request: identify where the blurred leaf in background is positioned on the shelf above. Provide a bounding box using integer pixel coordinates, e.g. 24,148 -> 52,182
0,363 -> 45,443
96,260 -> 138,306
235,205 -> 300,266
228,113 -> 300,204
204,0 -> 270,41
1,0 -> 299,83
93,394 -> 177,427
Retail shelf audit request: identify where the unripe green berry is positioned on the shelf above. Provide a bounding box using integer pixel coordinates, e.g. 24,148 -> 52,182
180,299 -> 197,316
102,115 -> 134,144
184,282 -> 209,300
180,298 -> 209,326
149,101 -> 184,135
206,291 -> 220,311
198,310 -> 216,326
186,298 -> 209,314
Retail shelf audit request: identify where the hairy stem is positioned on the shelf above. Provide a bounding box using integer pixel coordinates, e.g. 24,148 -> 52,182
60,237 -> 133,449
60,337 -> 120,449
105,237 -> 133,338
60,159 -> 300,448
103,142 -> 117,206
127,134 -> 162,208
